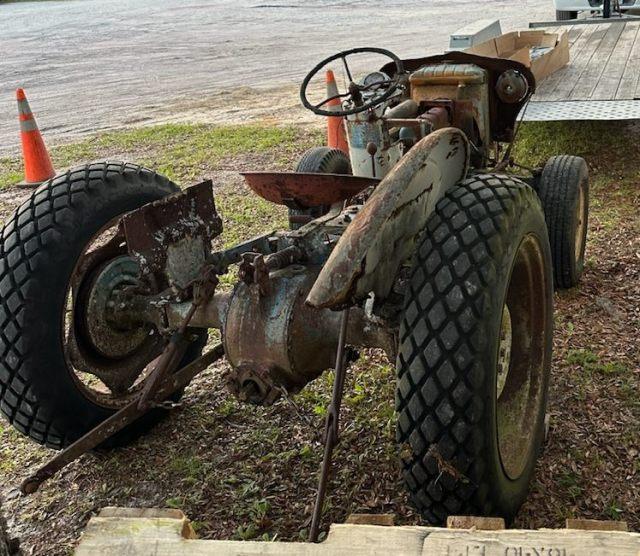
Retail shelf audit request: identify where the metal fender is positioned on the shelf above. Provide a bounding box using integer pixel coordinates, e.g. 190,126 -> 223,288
306,127 -> 470,309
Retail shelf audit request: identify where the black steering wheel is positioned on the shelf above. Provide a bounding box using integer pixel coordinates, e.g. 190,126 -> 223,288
300,47 -> 404,117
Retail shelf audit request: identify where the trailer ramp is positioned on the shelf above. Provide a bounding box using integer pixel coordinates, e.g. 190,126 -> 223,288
525,20 -> 640,121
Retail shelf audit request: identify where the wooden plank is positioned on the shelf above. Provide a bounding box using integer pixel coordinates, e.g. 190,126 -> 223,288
447,516 -> 505,530
591,22 -> 639,100
76,521 -> 430,555
570,22 -> 626,99
534,25 -> 593,99
566,518 -> 629,531
567,24 -> 586,47
616,22 -> 640,99
346,514 -> 395,526
75,510 -> 640,556
536,24 -> 605,101
422,529 -> 640,556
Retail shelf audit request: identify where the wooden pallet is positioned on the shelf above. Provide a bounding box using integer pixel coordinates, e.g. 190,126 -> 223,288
75,508 -> 640,555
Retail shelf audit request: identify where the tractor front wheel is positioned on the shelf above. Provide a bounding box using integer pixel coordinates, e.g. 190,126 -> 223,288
537,155 -> 589,289
396,174 -> 553,524
289,147 -> 351,229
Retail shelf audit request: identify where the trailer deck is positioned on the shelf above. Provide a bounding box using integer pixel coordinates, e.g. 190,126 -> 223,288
526,20 -> 640,120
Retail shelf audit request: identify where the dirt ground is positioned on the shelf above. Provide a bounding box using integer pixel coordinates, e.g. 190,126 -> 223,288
0,121 -> 638,555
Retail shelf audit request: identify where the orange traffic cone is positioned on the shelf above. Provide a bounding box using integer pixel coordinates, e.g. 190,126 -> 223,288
325,70 -> 349,154
16,88 -> 55,188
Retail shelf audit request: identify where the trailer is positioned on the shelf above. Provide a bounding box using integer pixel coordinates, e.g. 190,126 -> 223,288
526,19 -> 640,120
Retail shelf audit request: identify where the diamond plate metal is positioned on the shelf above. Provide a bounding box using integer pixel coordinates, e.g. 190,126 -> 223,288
522,100 -> 640,121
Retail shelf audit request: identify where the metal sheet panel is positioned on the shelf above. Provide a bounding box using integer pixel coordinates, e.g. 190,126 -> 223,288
523,100 -> 640,121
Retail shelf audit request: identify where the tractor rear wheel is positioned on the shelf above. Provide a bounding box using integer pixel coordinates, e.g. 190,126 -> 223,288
0,162 -> 206,450
537,155 -> 589,289
289,147 -> 351,229
396,174 -> 553,524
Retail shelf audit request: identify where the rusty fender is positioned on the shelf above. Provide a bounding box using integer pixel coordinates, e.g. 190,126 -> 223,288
306,127 -> 470,309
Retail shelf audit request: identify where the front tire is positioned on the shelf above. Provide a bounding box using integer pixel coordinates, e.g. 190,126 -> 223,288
0,162 -> 206,450
537,155 -> 589,289
289,147 -> 351,229
396,174 -> 553,524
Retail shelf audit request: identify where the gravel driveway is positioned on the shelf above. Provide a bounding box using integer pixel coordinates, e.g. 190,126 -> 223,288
0,0 -> 553,152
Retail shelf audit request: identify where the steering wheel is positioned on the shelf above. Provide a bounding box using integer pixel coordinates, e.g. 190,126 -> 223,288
300,47 -> 405,117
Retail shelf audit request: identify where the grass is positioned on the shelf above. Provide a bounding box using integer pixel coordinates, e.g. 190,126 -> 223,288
566,348 -> 629,376
514,121 -> 640,237
0,123 -> 305,188
557,469 -> 583,501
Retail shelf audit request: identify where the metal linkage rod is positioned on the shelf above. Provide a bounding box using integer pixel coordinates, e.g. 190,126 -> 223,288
309,308 -> 350,542
20,344 -> 224,495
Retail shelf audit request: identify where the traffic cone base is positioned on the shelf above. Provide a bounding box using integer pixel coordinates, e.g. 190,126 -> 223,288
16,88 -> 55,188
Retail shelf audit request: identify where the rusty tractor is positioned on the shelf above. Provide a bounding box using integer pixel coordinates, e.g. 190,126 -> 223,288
0,48 -> 589,535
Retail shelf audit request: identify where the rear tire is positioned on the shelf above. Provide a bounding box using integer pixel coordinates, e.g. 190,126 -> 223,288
289,147 -> 351,229
556,10 -> 578,20
396,174 -> 553,524
0,162 -> 206,450
537,155 -> 589,289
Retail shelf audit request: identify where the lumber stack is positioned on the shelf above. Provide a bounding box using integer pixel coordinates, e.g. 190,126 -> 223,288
75,508 -> 640,555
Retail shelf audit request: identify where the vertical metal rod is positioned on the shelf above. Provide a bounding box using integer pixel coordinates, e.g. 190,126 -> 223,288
309,308 -> 350,542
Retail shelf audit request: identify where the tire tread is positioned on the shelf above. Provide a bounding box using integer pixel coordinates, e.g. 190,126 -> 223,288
0,161 -> 178,449
537,155 -> 588,289
396,173 -> 545,523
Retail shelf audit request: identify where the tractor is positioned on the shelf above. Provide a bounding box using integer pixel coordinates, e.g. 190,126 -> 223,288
0,47 -> 589,535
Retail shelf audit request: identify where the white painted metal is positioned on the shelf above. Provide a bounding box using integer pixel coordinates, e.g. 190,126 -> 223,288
553,0 -> 640,12
448,19 -> 503,51
345,107 -> 404,179
554,0 -> 639,11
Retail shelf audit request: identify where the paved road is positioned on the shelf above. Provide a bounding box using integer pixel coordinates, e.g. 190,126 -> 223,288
0,0 -> 554,153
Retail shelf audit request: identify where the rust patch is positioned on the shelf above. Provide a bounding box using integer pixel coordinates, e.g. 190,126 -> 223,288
122,180 -> 222,289
241,172 -> 379,208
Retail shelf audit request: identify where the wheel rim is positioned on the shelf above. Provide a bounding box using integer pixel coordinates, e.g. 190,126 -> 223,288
496,305 -> 512,399
574,182 -> 586,263
496,233 -> 549,480
63,221 -> 164,409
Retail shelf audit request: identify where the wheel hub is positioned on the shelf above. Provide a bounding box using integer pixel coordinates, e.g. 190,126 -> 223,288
83,256 -> 149,359
68,251 -> 163,401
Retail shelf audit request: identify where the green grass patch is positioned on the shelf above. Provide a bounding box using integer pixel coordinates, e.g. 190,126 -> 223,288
169,454 -> 205,480
513,121 -> 640,228
566,348 -> 629,376
0,123 -> 306,188
513,121 -> 639,170
557,469 -> 583,500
